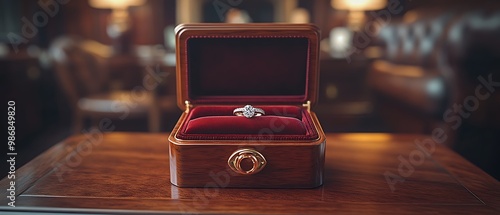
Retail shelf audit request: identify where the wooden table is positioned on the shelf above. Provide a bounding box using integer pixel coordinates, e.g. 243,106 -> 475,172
1,133 -> 499,214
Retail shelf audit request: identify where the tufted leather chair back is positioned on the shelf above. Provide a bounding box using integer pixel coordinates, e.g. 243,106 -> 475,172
444,9 -> 500,78
372,5 -> 500,116
379,9 -> 459,69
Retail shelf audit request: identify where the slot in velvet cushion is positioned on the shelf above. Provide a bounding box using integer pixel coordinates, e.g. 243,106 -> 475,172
177,106 -> 318,140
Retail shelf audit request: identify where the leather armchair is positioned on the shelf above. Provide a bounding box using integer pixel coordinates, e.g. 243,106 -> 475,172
49,37 -> 162,133
368,6 -> 500,179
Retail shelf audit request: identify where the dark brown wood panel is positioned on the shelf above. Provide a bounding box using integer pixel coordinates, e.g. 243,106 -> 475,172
0,133 -> 498,214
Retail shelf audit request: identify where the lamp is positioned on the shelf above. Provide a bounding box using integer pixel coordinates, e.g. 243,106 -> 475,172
331,0 -> 386,31
89,0 -> 146,54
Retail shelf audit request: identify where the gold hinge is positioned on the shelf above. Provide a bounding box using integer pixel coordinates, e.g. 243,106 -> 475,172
302,100 -> 311,112
185,100 -> 192,113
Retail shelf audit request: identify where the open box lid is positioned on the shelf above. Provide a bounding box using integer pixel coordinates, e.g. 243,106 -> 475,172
175,23 -> 320,110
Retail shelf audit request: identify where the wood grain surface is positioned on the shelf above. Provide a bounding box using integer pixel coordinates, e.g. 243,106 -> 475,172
0,132 -> 499,214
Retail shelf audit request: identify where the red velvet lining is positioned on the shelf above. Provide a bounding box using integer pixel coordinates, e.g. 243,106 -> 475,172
185,37 -> 311,104
176,106 -> 318,141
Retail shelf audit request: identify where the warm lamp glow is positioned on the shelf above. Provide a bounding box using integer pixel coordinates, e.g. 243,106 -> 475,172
289,8 -> 310,23
89,0 -> 146,9
88,0 -> 146,54
331,0 -> 386,31
331,0 -> 387,11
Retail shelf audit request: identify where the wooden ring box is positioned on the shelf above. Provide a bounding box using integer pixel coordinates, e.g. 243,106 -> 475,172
168,23 -> 326,188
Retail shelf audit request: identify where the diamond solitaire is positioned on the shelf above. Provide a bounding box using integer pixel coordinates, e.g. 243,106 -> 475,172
233,105 -> 265,118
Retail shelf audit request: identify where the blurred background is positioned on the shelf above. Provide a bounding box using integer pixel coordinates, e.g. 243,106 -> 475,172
1,0 -> 499,179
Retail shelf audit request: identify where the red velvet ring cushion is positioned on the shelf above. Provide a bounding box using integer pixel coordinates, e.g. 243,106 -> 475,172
186,116 -> 306,134
188,106 -> 303,119
177,106 -> 319,140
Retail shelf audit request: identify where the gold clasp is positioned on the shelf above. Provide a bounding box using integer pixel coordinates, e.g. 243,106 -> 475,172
184,100 -> 192,113
228,148 -> 266,175
303,100 -> 311,112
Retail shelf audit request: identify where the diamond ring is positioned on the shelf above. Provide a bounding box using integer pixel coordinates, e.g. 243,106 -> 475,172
233,105 -> 265,118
